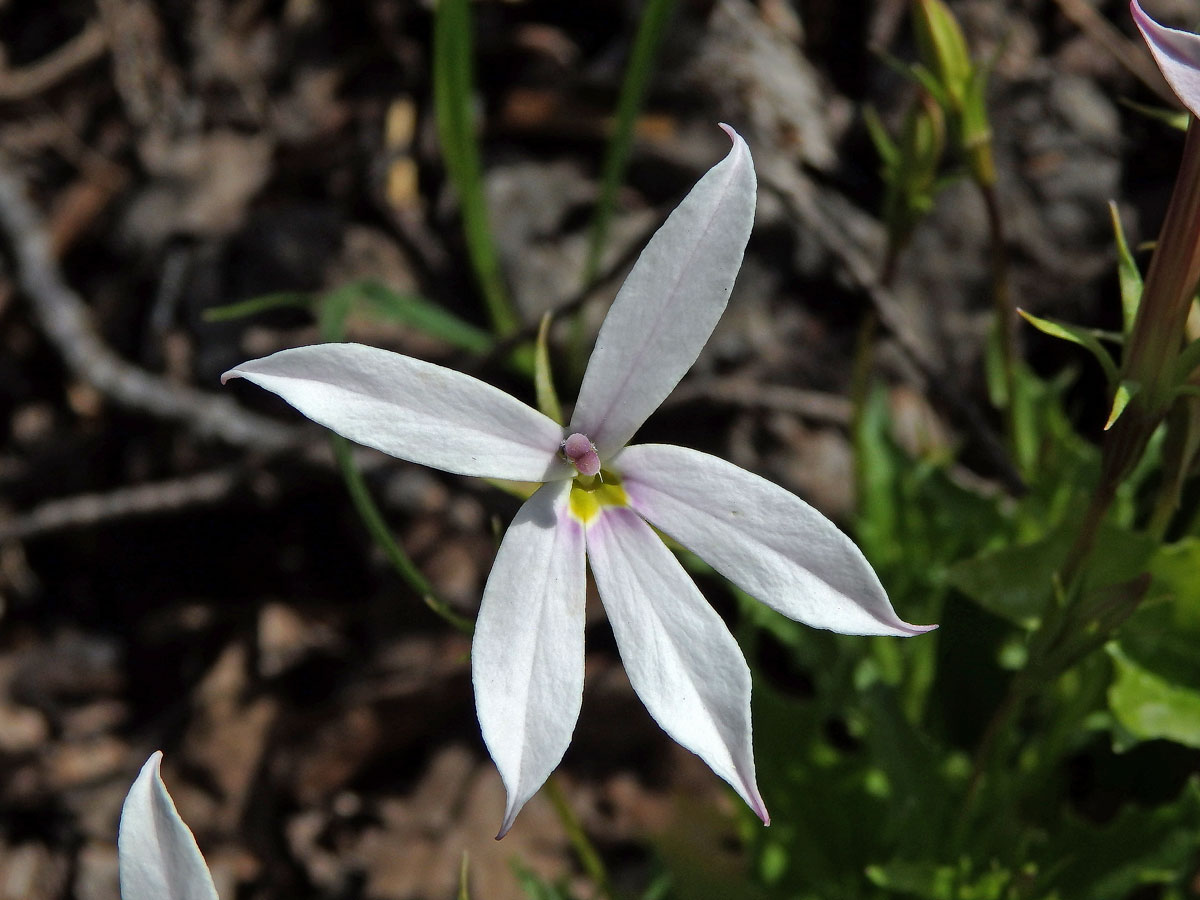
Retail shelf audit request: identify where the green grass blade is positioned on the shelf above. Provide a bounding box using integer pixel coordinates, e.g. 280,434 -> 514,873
202,292 -> 311,322
583,0 -> 677,283
355,281 -> 495,354
434,0 -> 520,337
1108,201 -> 1144,336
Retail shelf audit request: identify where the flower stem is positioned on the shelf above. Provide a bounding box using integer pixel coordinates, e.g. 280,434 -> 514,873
330,434 -> 474,635
1121,120 -> 1200,415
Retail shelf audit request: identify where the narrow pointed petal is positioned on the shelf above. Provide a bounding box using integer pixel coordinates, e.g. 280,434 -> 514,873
570,125 -> 757,458
473,479 -> 586,838
119,752 -> 219,900
618,444 -> 936,637
1132,0 -> 1200,117
585,506 -> 768,824
224,343 -> 571,481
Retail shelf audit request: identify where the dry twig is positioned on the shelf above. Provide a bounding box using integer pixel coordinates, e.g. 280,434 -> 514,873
0,469 -> 243,542
0,22 -> 108,102
666,376 -> 853,425
0,161 -> 297,450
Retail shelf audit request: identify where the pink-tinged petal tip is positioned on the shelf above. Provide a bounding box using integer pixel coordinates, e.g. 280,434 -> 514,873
752,796 -> 771,826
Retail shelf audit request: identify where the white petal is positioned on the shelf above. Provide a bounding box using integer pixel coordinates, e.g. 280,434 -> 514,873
617,444 -> 936,637
119,752 -> 219,900
585,506 -> 768,823
472,479 -> 586,838
570,125 -> 757,458
224,343 -> 570,481
1132,0 -> 1200,117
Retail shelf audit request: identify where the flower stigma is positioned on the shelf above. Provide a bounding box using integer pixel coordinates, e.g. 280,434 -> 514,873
568,469 -> 628,523
562,432 -> 601,477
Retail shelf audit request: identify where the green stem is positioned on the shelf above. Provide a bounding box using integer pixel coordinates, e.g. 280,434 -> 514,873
1121,120 -> 1200,413
545,775 -> 613,899
979,180 -> 1019,466
331,434 -> 474,635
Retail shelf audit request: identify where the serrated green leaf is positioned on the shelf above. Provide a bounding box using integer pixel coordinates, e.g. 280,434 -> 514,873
1018,309 -> 1120,385
1108,201 -> 1143,335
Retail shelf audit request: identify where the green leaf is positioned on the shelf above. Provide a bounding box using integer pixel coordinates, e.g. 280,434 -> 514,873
583,0 -> 676,283
867,858 -> 1013,900
911,0 -> 973,109
534,312 -> 563,424
1108,644 -> 1200,748
1018,308 -> 1119,385
1108,201 -> 1143,336
433,0 -> 520,336
1103,379 -> 1141,430
863,105 -> 900,169
907,62 -> 952,109
1117,539 -> 1200,690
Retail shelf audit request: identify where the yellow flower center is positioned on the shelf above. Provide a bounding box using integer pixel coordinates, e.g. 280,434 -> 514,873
568,470 -> 628,523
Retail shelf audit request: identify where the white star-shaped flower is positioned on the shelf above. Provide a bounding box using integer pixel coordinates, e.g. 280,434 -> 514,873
119,752 -> 219,900
223,126 -> 935,837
